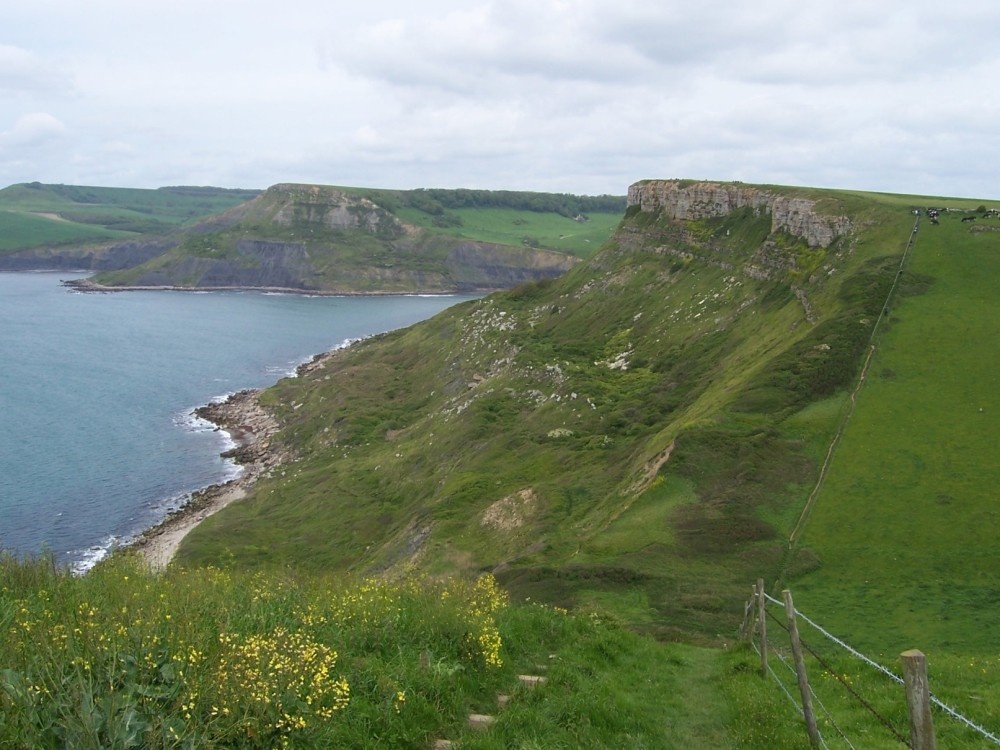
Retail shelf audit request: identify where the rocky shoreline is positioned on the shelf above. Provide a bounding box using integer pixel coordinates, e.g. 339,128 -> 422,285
130,389 -> 286,570
62,277 -> 489,296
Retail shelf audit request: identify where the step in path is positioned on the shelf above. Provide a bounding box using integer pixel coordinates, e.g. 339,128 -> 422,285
433,674 -> 548,747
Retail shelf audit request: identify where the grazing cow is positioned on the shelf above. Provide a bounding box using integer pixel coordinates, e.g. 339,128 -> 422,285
962,216 -> 976,223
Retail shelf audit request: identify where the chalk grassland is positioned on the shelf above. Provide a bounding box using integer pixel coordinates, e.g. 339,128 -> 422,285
0,210 -> 136,251
0,181 -> 625,260
0,183 -> 261,252
4,184 -> 1000,747
790,209 -> 1000,654
172,185 -> 1000,730
85,185 -> 624,292
172,185 -> 909,635
4,558 -> 996,747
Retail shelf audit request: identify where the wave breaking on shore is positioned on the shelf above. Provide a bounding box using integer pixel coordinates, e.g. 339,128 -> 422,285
128,388 -> 286,570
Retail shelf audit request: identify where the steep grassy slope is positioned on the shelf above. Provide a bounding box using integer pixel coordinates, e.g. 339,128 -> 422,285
87,184 -> 599,293
175,180 -> 947,644
0,183 -> 260,252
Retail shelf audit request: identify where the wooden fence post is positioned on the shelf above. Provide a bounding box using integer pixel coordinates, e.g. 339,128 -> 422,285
901,649 -> 937,750
757,579 -> 767,676
783,589 -> 821,749
739,586 -> 756,642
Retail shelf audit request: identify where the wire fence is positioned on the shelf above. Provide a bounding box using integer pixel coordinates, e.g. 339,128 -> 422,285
744,585 -> 1000,748
786,214 -> 921,550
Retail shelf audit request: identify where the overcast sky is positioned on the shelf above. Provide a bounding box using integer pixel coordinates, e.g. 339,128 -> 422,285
1,0 -> 997,198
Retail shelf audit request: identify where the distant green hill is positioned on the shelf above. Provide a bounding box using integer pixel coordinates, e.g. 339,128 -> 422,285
83,184 -> 621,293
0,182 -> 261,252
0,182 -> 623,288
353,186 -> 625,258
174,180 -> 1000,655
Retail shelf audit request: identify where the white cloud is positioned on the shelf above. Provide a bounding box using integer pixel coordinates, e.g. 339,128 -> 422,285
0,0 -> 998,198
2,112 -> 68,146
0,44 -> 71,93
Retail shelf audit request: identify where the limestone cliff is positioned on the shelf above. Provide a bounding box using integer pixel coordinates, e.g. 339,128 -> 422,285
627,180 -> 852,248
268,184 -> 403,236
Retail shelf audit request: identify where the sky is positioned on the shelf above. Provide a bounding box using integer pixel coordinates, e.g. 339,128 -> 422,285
1,0 -> 998,198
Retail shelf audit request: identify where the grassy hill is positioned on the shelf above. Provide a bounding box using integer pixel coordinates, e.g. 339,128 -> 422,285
0,183 -> 261,252
86,184 -> 618,293
0,182 -> 623,288
1,553 -> 817,749
4,179 -> 999,747
165,182 -> 970,632
177,179 -> 999,643
352,186 -> 625,258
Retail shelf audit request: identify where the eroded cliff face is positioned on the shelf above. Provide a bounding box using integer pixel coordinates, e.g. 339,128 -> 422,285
627,180 -> 852,248
267,184 -> 404,237
0,239 -> 176,272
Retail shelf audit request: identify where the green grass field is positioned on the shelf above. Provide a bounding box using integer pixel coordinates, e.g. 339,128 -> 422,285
0,554 -> 765,749
0,183 -> 260,253
0,210 -> 136,251
394,206 -> 622,258
791,212 -> 1000,654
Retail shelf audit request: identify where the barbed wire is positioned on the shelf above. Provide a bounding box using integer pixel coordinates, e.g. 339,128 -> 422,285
752,639 -> 829,749
761,590 -> 1000,746
763,592 -> 904,685
927,696 -> 1000,746
771,612 -> 910,746
767,639 -> 848,750
764,609 -> 880,748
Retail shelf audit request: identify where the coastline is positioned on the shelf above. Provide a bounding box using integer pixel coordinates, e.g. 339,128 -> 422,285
130,388 -> 287,570
63,277 -> 493,297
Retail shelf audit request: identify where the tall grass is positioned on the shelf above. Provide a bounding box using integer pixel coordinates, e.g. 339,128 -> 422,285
1,554 -> 510,748
2,553 -> 764,749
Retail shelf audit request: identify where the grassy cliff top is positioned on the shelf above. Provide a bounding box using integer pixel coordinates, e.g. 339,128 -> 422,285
172,181 -> 999,658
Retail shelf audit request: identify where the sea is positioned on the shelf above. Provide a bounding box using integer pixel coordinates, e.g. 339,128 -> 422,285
0,272 -> 476,572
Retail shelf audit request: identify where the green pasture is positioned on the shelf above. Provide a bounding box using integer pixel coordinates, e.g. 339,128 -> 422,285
0,211 -> 134,252
792,211 -> 1000,657
394,206 -> 622,257
0,183 -> 260,252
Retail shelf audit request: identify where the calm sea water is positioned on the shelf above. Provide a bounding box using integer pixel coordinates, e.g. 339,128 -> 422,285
0,272 -> 475,571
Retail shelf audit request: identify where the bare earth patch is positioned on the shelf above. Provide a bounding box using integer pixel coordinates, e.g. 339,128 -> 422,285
482,489 -> 536,531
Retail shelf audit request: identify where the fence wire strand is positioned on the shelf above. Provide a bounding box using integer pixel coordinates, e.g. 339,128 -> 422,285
764,611 -> 869,749
761,590 -> 1000,746
752,639 -> 830,749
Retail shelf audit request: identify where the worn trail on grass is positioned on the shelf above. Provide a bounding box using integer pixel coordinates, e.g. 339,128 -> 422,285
660,645 -> 734,748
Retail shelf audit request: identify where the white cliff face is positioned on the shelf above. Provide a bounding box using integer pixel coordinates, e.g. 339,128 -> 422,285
627,181 -> 851,248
